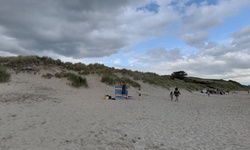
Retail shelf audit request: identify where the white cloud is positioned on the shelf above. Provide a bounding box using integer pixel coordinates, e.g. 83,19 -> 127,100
0,0 -> 179,59
137,24 -> 250,85
231,25 -> 250,52
114,58 -> 121,65
179,0 -> 250,46
1,0 -> 250,84
182,0 -> 250,30
147,48 -> 183,62
181,32 -> 208,46
1,0 -> 249,58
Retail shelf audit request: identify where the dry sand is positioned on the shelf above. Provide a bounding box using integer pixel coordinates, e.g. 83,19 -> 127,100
0,72 -> 250,150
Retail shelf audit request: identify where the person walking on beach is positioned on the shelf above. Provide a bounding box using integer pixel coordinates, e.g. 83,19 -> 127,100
122,82 -> 127,100
170,91 -> 174,101
174,88 -> 181,102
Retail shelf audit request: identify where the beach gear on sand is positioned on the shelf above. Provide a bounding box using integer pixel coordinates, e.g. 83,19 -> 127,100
103,95 -> 109,100
103,95 -> 116,100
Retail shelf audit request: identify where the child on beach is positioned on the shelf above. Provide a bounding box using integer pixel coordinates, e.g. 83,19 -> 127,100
207,91 -> 210,97
170,92 -> 174,101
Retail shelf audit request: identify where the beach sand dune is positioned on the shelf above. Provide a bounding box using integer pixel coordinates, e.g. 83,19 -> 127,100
0,72 -> 250,150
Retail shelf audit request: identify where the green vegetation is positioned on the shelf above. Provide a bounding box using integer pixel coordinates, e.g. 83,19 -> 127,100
101,73 -> 141,88
64,72 -> 88,88
120,77 -> 141,88
170,71 -> 188,80
0,65 -> 10,83
0,56 -> 249,91
54,71 -> 88,88
101,75 -> 115,85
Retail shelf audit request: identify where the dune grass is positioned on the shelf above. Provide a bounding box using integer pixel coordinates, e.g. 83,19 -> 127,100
65,72 -> 88,88
0,56 -> 249,91
101,75 -> 115,86
0,65 -> 10,83
101,73 -> 141,88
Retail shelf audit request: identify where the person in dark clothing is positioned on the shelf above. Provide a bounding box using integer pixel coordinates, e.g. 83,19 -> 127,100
174,88 -> 181,102
122,82 -> 127,100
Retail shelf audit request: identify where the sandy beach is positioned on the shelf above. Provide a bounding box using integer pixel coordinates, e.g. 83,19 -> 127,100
0,72 -> 250,150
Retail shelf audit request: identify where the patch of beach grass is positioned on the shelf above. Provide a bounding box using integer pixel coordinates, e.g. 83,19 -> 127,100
65,72 -> 88,88
0,65 -> 10,83
0,56 -> 249,91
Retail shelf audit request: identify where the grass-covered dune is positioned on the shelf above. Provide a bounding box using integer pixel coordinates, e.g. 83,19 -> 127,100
0,55 -> 249,91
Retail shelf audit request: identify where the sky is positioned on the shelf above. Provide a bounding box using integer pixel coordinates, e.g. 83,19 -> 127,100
0,0 -> 250,85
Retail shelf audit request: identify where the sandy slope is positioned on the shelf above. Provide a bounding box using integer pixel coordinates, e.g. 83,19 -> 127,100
0,72 -> 250,150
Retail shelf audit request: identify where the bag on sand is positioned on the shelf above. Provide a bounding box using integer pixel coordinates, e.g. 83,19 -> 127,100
104,95 -> 109,100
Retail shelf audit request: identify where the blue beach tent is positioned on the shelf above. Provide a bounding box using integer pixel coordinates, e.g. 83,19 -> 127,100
115,85 -> 128,99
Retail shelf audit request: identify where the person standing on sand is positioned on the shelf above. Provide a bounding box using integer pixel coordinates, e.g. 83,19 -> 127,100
174,88 -> 181,102
170,91 -> 174,101
207,90 -> 210,97
122,82 -> 127,100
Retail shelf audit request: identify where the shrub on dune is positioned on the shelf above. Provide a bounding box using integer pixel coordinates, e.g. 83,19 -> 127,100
65,72 -> 88,88
101,75 -> 115,85
0,65 -> 10,83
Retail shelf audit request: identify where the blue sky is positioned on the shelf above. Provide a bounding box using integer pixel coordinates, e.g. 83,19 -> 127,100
209,7 -> 250,42
0,0 -> 250,85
